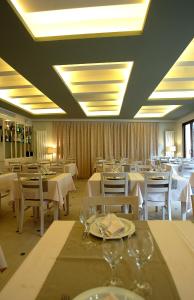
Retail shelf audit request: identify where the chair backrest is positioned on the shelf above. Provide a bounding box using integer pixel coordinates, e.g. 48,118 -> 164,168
103,163 -> 115,172
18,173 -> 43,205
23,164 -> 40,173
83,196 -> 139,219
122,164 -> 137,172
101,172 -> 128,196
10,164 -> 22,173
144,171 -> 172,203
137,165 -> 152,172
181,163 -> 194,177
49,165 -> 64,173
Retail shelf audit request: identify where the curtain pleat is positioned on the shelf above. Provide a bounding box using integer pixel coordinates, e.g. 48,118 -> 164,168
53,121 -> 159,178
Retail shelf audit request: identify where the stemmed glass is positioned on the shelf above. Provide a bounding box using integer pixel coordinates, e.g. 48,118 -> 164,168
79,207 -> 96,247
127,230 -> 154,297
102,238 -> 124,286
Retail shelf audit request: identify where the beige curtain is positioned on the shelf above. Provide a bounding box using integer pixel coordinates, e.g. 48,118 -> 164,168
53,121 -> 159,178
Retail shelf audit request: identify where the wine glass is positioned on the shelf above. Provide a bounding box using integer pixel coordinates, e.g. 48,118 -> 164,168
127,230 -> 154,297
79,207 -> 96,247
102,238 -> 124,286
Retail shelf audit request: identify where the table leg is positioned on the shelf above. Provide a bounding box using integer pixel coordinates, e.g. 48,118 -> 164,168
64,193 -> 69,216
53,202 -> 59,220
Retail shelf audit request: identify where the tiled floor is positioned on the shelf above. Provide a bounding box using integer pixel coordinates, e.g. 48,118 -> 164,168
0,179 -> 192,290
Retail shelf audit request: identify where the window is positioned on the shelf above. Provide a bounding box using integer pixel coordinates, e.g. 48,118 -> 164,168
183,120 -> 194,158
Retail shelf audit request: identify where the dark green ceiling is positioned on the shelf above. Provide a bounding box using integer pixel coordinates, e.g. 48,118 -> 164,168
0,0 -> 194,120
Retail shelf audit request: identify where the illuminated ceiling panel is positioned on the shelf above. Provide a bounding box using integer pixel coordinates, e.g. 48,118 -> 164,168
134,105 -> 181,118
149,38 -> 194,100
0,58 -> 66,115
53,61 -> 133,116
8,0 -> 151,40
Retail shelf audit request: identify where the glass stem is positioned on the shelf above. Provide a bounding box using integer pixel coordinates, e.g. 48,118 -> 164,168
136,260 -> 143,285
110,264 -> 117,285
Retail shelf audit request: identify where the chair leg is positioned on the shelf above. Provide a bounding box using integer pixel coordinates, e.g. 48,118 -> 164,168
162,206 -> 165,220
19,202 -> 24,233
167,204 -> 172,221
53,202 -> 59,220
0,194 -> 1,214
144,204 -> 148,220
40,206 -> 44,237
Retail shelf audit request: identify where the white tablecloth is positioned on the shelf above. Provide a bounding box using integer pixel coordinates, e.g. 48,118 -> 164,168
0,220 -> 194,300
0,173 -> 17,203
64,163 -> 78,177
12,173 -> 76,208
165,163 -> 182,175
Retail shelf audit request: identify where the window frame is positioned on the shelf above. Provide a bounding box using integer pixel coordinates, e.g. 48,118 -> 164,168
182,119 -> 194,158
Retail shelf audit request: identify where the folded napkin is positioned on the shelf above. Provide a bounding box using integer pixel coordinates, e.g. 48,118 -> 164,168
98,214 -> 125,236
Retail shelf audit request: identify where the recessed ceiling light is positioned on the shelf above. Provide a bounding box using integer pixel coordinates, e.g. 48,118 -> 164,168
8,0 -> 151,40
149,38 -> 194,100
134,105 -> 181,118
53,61 -> 133,116
0,58 -> 66,115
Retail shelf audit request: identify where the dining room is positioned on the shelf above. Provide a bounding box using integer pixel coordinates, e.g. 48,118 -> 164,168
1,1 -> 194,299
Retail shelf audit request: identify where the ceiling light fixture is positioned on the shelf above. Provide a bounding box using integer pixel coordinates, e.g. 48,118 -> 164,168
149,38 -> 194,100
8,0 -> 151,40
134,105 -> 181,118
0,58 -> 66,115
53,61 -> 133,116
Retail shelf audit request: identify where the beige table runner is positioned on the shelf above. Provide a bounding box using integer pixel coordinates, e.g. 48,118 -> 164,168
36,221 -> 180,300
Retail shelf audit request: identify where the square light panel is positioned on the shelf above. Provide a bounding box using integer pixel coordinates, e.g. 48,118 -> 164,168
149,38 -> 194,100
8,0 -> 151,40
134,105 -> 181,118
54,61 -> 133,116
0,58 -> 66,115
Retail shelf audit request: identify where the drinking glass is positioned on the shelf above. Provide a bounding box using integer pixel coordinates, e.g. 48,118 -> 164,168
79,207 -> 96,247
127,230 -> 154,297
102,238 -> 124,286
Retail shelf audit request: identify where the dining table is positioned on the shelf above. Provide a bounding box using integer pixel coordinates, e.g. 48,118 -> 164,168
0,219 -> 193,300
0,172 -> 17,209
11,173 -> 76,216
87,172 -> 192,219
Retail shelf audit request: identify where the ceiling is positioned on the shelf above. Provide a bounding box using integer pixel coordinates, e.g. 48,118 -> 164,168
0,0 -> 194,120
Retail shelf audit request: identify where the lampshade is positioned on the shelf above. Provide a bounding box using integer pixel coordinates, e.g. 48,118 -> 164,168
170,145 -> 176,152
47,147 -> 56,154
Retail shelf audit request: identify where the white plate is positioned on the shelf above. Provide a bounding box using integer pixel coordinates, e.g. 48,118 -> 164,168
89,217 -> 135,239
73,286 -> 144,300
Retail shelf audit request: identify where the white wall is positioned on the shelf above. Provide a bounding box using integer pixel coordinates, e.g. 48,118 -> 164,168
176,112 -> 194,156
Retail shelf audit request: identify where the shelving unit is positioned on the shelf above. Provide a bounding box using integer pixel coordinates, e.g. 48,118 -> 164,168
0,119 -> 33,160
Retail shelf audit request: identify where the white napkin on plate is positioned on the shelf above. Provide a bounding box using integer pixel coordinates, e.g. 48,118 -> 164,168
98,214 -> 125,236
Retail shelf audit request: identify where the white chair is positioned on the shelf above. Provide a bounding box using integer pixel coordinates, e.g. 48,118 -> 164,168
101,172 -> 129,213
122,164 -> 137,172
18,173 -> 58,236
137,165 -> 152,172
84,196 -> 139,220
49,165 -> 64,173
181,163 -> 194,178
103,163 -> 115,172
101,172 -> 128,196
10,164 -> 22,173
143,171 -> 172,220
